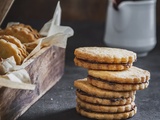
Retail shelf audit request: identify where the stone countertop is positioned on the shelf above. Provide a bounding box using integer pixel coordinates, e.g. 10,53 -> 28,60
18,22 -> 160,120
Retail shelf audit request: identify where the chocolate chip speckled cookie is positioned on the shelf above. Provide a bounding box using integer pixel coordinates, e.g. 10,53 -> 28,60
74,47 -> 137,70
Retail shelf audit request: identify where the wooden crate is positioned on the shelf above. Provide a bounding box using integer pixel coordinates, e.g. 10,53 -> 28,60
0,46 -> 65,120
0,0 -> 14,26
0,1 -> 67,119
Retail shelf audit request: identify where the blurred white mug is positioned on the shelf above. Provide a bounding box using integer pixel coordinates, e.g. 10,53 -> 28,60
104,0 -> 157,57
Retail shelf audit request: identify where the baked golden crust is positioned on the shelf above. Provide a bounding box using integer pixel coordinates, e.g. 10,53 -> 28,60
88,66 -> 150,84
74,78 -> 136,99
1,23 -> 41,43
0,35 -> 25,49
87,77 -> 149,91
0,35 -> 28,57
74,47 -> 149,120
76,105 -> 137,120
74,47 -> 137,64
0,39 -> 23,65
76,97 -> 135,113
74,57 -> 132,70
76,90 -> 135,106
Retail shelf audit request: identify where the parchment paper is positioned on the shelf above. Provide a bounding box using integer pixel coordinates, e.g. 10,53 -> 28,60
0,1 -> 74,90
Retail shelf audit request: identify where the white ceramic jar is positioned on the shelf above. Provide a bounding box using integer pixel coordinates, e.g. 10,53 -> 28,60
104,0 -> 157,56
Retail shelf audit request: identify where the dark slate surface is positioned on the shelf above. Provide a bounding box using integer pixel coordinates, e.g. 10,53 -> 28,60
18,22 -> 160,120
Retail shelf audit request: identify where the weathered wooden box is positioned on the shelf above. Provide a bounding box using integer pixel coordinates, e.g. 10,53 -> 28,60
0,46 -> 65,120
0,1 -> 70,120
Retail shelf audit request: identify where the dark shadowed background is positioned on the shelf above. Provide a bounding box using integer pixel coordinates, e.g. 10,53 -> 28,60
1,0 -> 160,29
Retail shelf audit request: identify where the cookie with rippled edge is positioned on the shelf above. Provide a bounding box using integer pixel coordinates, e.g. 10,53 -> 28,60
74,79 -> 136,99
76,97 -> 136,113
0,39 -> 23,65
74,47 -> 136,70
0,35 -> 29,58
0,23 -> 41,43
76,105 -> 137,120
88,66 -> 150,84
87,76 -> 149,91
76,90 -> 135,106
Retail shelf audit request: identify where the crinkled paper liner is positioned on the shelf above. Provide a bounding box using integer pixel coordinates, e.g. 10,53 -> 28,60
0,1 -> 74,90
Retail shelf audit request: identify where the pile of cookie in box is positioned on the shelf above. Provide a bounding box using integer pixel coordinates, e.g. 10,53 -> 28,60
0,23 -> 41,65
74,47 -> 150,120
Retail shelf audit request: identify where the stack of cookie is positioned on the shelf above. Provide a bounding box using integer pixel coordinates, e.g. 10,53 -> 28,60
0,23 -> 41,65
74,47 -> 150,120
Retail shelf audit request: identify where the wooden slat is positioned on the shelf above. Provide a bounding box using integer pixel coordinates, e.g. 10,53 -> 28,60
0,45 -> 65,120
0,0 -> 14,26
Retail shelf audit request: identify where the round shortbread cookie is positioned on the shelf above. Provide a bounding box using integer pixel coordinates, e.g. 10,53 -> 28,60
74,57 -> 132,70
2,23 -> 41,43
74,78 -> 136,99
0,35 -> 26,50
76,97 -> 136,113
0,35 -> 28,57
76,105 -> 137,120
0,39 -> 23,65
88,66 -> 150,84
87,77 -> 149,91
76,90 -> 135,106
74,47 -> 137,64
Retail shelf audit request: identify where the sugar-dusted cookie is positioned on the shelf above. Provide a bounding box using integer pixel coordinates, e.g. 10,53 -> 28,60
76,97 -> 136,113
76,90 -> 135,106
88,66 -> 150,84
74,78 -> 136,99
0,39 -> 23,65
1,23 -> 41,43
74,47 -> 136,70
76,105 -> 137,120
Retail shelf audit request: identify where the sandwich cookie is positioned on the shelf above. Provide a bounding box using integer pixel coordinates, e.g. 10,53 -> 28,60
76,90 -> 135,106
87,66 -> 150,91
74,79 -> 136,99
0,35 -> 28,58
0,39 -> 23,65
74,47 -> 137,71
0,23 -> 41,43
76,97 -> 136,113
76,105 -> 137,120
0,23 -> 41,53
